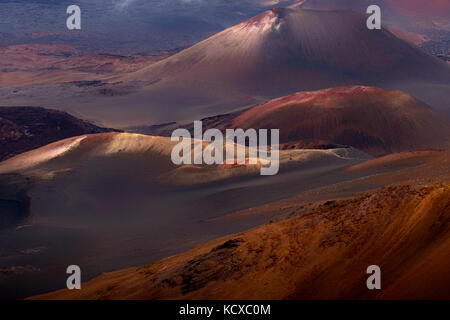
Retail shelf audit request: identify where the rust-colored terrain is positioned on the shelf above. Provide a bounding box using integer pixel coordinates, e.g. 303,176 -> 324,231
33,182 -> 450,300
0,44 -> 170,88
135,86 -> 450,157
231,86 -> 450,156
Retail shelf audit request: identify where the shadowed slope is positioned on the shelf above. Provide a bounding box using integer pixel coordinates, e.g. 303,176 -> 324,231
0,132 -> 371,299
300,0 -> 450,20
0,132 -> 369,184
0,107 -> 118,161
32,182 -> 450,300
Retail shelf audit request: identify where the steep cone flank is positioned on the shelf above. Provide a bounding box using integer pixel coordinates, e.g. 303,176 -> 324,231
300,0 -> 450,19
300,0 -> 450,22
300,0 -> 393,14
106,7 -> 450,124
230,86 -> 450,156
127,8 -> 447,96
145,86 -> 450,156
32,182 -> 450,300
389,0 -> 450,18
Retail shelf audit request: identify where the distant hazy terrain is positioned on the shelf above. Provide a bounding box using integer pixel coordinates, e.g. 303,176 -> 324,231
0,0 -> 300,54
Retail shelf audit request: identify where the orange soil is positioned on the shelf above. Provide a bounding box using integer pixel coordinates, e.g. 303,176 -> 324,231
32,181 -> 450,300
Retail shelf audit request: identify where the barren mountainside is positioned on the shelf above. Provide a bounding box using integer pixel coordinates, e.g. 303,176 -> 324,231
105,7 -> 449,124
230,86 -> 450,156
135,86 -> 450,157
0,107 -> 117,161
32,182 -> 450,300
128,8 -> 447,92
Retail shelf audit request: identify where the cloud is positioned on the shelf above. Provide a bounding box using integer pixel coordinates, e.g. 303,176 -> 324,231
114,0 -> 138,10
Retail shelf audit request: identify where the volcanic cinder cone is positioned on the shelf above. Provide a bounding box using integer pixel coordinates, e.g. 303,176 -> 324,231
228,86 -> 450,156
2,7 -> 448,126
140,86 -> 450,157
112,7 -> 449,124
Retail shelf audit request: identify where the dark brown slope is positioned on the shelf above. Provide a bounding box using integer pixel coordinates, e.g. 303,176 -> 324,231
133,86 -> 450,157
298,0 -> 450,65
32,182 -> 450,300
0,107 -> 118,161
